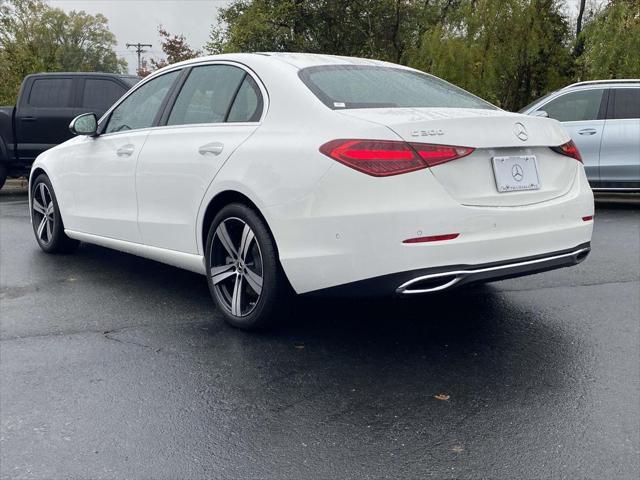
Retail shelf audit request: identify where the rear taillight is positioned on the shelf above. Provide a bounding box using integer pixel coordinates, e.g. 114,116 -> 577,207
551,140 -> 582,162
409,143 -> 474,167
319,139 -> 474,177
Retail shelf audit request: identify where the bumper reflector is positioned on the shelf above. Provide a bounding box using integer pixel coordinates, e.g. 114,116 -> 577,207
582,215 -> 594,222
403,233 -> 459,244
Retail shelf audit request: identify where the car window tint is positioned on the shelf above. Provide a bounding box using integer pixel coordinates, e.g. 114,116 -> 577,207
105,71 -> 179,134
610,88 -> 640,120
299,65 -> 496,110
227,75 -> 263,122
28,78 -> 73,108
167,65 -> 246,126
543,89 -> 604,122
82,79 -> 127,112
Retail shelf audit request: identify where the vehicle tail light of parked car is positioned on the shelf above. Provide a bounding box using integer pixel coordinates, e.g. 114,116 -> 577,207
319,139 -> 475,176
550,140 -> 582,162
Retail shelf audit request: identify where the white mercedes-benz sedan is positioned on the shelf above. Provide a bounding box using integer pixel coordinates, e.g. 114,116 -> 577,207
29,53 -> 594,330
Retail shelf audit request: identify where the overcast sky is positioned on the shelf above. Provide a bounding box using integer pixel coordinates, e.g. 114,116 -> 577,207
49,0 -> 232,73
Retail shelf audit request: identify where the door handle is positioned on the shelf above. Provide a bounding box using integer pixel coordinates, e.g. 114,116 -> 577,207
578,128 -> 597,136
116,144 -> 135,157
198,142 -> 224,156
21,116 -> 36,122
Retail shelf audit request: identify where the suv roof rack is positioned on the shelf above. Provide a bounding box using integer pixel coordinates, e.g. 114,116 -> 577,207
564,79 -> 640,89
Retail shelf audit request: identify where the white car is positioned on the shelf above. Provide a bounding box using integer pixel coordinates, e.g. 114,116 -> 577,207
29,53 -> 594,330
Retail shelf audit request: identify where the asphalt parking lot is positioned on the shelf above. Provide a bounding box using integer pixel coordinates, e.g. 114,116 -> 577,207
1,184 -> 639,479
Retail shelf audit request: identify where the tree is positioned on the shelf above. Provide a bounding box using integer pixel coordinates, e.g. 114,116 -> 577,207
206,0 -> 439,63
406,0 -> 573,110
143,26 -> 201,76
206,0 -> 634,110
576,0 -> 587,36
0,0 -> 126,105
577,0 -> 640,79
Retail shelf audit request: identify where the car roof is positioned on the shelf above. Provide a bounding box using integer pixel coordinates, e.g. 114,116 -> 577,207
165,52 -> 395,72
26,72 -> 140,80
253,52 -> 392,69
562,79 -> 640,89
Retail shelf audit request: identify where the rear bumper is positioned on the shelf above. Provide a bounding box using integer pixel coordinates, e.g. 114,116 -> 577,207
267,160 -> 594,294
306,243 -> 590,297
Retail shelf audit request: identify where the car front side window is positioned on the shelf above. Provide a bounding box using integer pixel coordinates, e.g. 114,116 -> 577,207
105,70 -> 180,134
542,89 -> 605,122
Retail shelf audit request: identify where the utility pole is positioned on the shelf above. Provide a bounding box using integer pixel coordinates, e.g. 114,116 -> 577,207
126,42 -> 152,72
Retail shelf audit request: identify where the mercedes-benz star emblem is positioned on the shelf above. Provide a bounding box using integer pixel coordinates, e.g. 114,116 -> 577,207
511,163 -> 524,182
514,122 -> 528,141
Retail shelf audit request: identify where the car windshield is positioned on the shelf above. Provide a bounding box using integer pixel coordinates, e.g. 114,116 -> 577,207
299,65 -> 496,110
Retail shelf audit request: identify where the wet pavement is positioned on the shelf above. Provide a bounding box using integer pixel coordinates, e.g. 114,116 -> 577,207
1,187 -> 639,479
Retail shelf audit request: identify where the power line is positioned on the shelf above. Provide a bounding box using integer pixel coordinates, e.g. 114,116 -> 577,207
126,42 -> 153,72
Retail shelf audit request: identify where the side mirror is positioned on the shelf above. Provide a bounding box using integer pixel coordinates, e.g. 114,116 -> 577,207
532,110 -> 549,118
69,113 -> 98,136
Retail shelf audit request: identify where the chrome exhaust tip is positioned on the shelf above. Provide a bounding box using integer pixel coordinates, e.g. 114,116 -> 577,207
396,273 -> 464,295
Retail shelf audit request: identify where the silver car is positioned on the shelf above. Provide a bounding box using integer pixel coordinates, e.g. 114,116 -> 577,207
520,80 -> 640,191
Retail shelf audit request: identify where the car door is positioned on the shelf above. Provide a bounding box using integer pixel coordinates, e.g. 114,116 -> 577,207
135,63 -> 265,254
537,88 -> 608,183
599,87 -> 640,186
61,70 -> 181,242
15,76 -> 83,162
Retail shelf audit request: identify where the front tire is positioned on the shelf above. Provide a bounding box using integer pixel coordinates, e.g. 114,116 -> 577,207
205,203 -> 290,330
31,174 -> 79,253
0,165 -> 7,190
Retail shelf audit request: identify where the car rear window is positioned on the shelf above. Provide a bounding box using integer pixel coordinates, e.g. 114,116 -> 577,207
299,65 -> 496,110
609,88 -> 640,120
167,65 -> 246,126
82,79 -> 127,111
28,78 -> 73,108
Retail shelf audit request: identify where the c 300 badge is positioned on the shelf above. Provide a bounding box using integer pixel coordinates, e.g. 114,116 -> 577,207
411,129 -> 444,137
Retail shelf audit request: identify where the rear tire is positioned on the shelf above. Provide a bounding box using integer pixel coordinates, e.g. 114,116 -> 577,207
205,203 -> 291,331
31,174 -> 79,253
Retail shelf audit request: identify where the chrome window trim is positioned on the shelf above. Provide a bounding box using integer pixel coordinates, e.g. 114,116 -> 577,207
97,60 -> 269,138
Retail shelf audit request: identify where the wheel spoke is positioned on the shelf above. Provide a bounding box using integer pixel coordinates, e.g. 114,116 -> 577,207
32,198 -> 46,215
39,183 -> 47,206
216,222 -> 238,259
211,264 -> 236,285
231,275 -> 243,316
239,224 -> 255,262
36,216 -> 47,240
46,218 -> 52,240
46,202 -> 54,215
244,267 -> 263,295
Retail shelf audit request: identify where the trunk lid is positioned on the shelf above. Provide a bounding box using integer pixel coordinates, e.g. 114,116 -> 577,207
338,108 -> 577,206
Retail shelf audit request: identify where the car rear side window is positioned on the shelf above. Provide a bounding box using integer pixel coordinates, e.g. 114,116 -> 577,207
82,79 -> 127,112
28,78 -> 73,108
105,70 -> 180,134
167,65 -> 247,126
609,88 -> 640,120
299,65 -> 496,110
542,89 -> 604,122
227,75 -> 263,122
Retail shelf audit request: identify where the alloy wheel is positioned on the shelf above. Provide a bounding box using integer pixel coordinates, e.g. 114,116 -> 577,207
209,217 -> 264,317
32,182 -> 55,245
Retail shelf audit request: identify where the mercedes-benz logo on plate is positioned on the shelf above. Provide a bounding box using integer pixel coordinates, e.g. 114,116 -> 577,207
514,122 -> 528,141
511,163 -> 524,182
